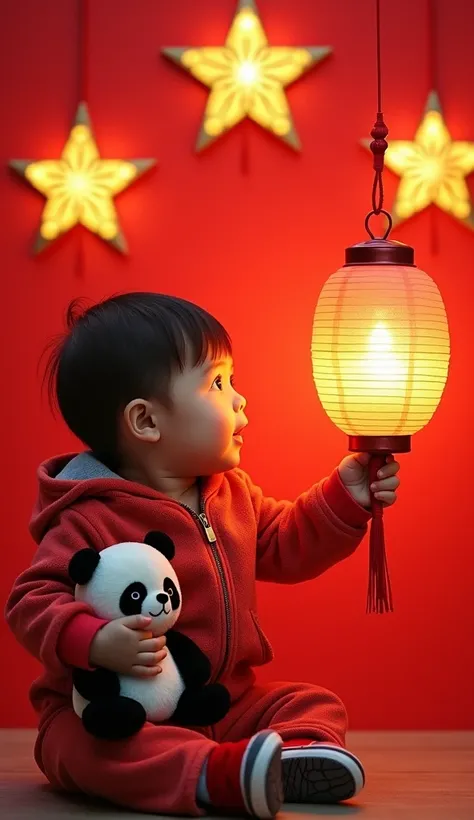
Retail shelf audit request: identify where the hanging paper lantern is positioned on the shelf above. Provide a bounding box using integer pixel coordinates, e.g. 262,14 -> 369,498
312,239 -> 450,451
312,236 -> 450,613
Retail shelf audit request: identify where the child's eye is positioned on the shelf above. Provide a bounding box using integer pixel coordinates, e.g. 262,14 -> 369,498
230,375 -> 235,388
212,375 -> 223,390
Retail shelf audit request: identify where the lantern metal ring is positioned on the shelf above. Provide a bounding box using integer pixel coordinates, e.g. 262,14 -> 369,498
364,209 -> 393,241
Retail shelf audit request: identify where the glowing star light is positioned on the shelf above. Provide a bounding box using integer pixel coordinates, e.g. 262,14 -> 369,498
163,0 -> 331,151
364,91 -> 474,229
10,104 -> 156,253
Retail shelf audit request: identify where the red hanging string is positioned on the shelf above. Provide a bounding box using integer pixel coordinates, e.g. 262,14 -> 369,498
241,125 -> 250,176
430,205 -> 439,256
428,0 -> 439,91
74,229 -> 86,279
78,0 -> 89,102
75,0 -> 88,278
428,0 -> 440,256
368,0 -> 389,220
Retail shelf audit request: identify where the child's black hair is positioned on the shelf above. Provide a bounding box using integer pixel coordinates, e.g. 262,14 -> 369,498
44,292 -> 232,468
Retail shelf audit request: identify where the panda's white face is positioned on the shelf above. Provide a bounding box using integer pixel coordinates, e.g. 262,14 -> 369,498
75,542 -> 182,636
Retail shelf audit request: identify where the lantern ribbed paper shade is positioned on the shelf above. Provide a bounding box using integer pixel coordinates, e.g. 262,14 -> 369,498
312,264 -> 450,437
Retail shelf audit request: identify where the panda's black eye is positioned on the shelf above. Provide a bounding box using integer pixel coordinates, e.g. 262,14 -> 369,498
164,577 -> 181,611
120,582 -> 147,616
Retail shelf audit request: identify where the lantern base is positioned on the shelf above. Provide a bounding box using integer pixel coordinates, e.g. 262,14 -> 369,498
348,435 -> 411,454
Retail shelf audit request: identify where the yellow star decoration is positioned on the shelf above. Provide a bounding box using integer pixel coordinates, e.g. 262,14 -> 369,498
10,103 -> 156,253
363,91 -> 474,229
162,0 -> 331,151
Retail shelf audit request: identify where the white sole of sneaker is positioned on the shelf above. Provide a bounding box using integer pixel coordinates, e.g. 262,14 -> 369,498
281,744 -> 365,804
241,730 -> 283,818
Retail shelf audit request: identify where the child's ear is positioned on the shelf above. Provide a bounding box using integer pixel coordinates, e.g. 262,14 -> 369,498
69,549 -> 100,585
123,399 -> 161,443
144,532 -> 175,561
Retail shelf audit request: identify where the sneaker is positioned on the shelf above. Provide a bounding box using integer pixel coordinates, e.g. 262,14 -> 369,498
206,729 -> 283,818
281,743 -> 365,804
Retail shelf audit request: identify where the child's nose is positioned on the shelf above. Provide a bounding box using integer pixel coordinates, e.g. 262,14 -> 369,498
234,392 -> 246,412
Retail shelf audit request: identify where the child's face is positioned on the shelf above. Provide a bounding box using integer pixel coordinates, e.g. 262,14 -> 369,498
156,355 -> 248,477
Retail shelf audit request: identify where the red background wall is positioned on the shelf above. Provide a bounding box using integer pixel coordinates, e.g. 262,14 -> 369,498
1,0 -> 473,730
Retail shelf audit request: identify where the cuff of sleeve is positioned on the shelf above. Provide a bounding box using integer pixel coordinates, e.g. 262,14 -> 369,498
57,613 -> 109,670
322,469 -> 371,530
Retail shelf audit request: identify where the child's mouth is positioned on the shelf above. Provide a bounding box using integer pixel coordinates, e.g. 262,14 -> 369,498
233,423 -> 247,444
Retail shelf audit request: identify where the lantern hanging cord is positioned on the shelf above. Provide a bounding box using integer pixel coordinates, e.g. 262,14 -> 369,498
366,0 -> 392,237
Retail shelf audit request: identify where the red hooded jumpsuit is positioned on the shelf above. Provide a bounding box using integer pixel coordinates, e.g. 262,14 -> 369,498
5,453 -> 370,815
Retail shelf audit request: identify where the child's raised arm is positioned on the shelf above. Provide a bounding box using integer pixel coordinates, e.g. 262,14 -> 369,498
243,469 -> 371,584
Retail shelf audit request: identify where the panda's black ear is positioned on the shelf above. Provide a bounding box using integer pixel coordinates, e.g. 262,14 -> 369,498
69,549 -> 101,585
144,531 -> 175,561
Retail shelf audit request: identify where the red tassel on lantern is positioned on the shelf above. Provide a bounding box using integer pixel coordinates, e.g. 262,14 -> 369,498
349,435 -> 412,614
368,454 -> 392,614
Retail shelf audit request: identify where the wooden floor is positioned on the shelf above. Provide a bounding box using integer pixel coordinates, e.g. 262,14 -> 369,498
0,731 -> 473,819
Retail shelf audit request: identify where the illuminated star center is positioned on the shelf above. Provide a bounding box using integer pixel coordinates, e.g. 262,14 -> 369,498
424,157 -> 443,183
67,171 -> 90,194
235,60 -> 260,86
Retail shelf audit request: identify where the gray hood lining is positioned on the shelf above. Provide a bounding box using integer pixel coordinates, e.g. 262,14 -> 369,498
55,452 -> 122,482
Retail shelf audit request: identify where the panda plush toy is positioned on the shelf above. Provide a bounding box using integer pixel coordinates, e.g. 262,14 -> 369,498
68,531 -> 231,740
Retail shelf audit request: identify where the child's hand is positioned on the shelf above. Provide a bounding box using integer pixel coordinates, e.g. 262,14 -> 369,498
89,615 -> 167,678
338,452 -> 400,510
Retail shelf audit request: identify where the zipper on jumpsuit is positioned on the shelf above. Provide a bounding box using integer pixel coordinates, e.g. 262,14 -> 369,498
178,497 -> 232,738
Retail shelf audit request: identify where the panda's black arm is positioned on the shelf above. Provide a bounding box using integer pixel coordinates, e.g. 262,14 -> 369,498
73,668 -> 121,700
166,631 -> 211,688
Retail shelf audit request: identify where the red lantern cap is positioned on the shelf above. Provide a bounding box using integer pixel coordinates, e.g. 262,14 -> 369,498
345,238 -> 415,267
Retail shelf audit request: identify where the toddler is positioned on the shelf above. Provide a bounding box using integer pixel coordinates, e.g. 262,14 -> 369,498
5,293 -> 400,817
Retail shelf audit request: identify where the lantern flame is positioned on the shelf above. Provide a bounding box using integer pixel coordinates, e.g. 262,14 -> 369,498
364,322 -> 408,385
